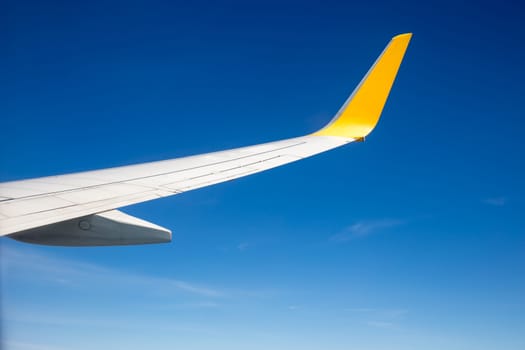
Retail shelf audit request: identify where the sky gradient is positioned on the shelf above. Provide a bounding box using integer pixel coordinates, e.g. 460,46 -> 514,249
1,0 -> 524,349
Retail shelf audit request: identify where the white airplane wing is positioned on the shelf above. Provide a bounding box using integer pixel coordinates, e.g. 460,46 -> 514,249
0,34 -> 412,246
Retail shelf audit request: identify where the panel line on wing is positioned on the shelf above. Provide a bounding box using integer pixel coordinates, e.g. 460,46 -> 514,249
160,155 -> 285,186
1,140 -> 308,202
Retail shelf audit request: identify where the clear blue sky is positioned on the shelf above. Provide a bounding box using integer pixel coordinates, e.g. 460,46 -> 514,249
1,0 -> 524,349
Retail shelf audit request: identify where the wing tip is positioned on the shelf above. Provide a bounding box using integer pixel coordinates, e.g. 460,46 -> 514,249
312,33 -> 412,139
393,32 -> 413,40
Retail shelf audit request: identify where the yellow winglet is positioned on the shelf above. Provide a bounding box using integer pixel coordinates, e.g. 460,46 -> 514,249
313,33 -> 412,139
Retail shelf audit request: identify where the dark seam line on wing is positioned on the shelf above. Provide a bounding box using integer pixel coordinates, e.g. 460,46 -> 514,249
16,203 -> 80,216
4,151 -> 301,221
1,141 -> 306,202
162,155 -> 284,184
177,169 -> 259,190
5,155 -> 289,218
8,191 -> 157,219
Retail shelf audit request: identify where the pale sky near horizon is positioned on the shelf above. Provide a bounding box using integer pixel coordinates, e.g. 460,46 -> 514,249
1,0 -> 524,349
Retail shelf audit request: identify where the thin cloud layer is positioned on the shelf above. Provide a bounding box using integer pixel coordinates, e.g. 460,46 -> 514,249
346,308 -> 408,330
483,197 -> 507,206
331,219 -> 404,242
1,244 -> 222,297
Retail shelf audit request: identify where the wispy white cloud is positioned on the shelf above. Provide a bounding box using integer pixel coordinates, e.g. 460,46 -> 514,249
2,341 -> 68,350
155,301 -> 222,310
366,320 -> 395,329
344,307 -> 376,312
1,244 -> 283,303
345,307 -> 408,318
1,244 -> 222,297
331,219 -> 404,242
483,197 -> 507,206
4,307 -> 224,337
1,244 -> 278,344
237,242 -> 250,251
346,307 -> 408,329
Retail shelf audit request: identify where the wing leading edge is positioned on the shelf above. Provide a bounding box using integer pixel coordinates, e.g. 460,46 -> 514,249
0,33 -> 412,245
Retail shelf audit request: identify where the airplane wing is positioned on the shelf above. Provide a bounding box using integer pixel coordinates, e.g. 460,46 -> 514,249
0,33 -> 412,246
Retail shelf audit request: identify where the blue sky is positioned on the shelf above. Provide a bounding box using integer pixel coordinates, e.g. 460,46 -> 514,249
1,0 -> 524,349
